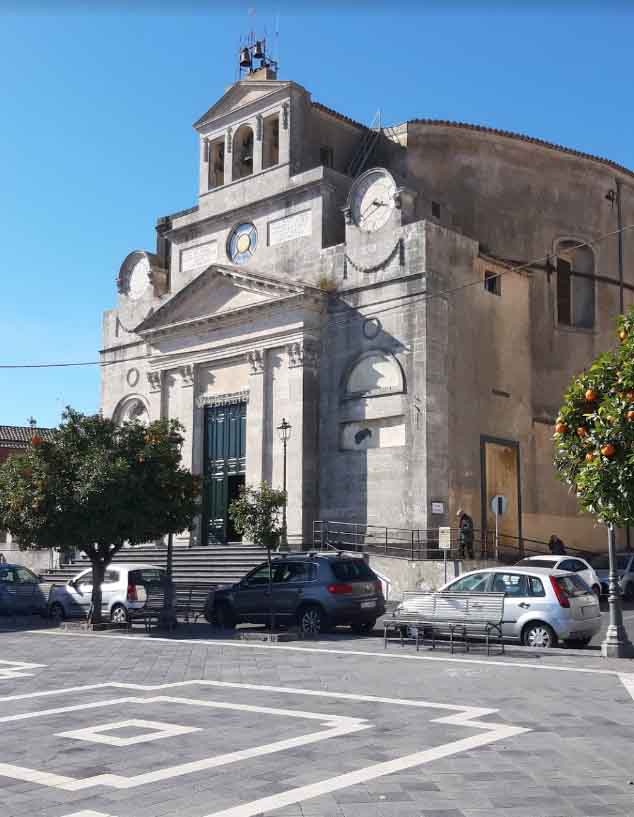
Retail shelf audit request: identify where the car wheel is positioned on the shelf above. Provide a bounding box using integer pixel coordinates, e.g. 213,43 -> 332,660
50,602 -> 65,623
624,583 -> 634,601
110,604 -> 129,625
298,605 -> 328,636
351,619 -> 376,635
522,621 -> 557,648
214,603 -> 236,630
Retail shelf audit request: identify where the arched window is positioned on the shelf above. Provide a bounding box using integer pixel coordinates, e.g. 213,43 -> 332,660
113,396 -> 150,425
343,351 -> 405,399
233,124 -> 254,180
556,240 -> 595,329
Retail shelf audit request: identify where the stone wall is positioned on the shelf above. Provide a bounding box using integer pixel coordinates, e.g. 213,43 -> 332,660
368,554 -> 493,600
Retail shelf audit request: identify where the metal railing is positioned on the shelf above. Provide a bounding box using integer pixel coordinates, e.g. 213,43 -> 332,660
312,521 -> 596,563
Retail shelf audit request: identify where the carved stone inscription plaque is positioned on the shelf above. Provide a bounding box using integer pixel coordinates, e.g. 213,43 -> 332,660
180,240 -> 218,272
268,210 -> 312,247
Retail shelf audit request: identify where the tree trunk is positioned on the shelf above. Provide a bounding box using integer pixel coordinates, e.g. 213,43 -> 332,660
89,559 -> 106,625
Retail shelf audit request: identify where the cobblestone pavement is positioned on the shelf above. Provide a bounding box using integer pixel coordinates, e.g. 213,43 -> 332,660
0,627 -> 633,817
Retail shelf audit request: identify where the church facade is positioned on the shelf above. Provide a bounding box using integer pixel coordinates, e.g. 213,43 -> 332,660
101,65 -> 634,552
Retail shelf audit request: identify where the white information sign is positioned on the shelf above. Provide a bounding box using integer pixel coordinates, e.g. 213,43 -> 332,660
438,527 -> 451,550
490,495 -> 508,515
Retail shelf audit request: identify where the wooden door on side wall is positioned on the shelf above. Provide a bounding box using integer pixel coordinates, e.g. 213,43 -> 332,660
204,402 -> 247,544
481,437 -> 521,555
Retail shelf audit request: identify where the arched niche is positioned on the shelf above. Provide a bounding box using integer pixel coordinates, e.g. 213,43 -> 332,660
233,124 -> 254,180
113,395 -> 150,425
342,350 -> 405,399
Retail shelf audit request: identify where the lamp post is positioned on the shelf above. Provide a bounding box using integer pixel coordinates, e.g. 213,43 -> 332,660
277,418 -> 292,551
601,523 -> 634,658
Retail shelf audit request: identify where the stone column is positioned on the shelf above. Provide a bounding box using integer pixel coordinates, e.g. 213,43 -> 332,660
146,370 -> 164,421
253,115 -> 264,173
245,349 -> 266,488
179,364 -> 195,471
285,340 -> 320,546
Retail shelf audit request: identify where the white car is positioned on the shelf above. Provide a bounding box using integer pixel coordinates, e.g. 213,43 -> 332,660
49,563 -> 168,624
440,565 -> 601,647
515,555 -> 601,597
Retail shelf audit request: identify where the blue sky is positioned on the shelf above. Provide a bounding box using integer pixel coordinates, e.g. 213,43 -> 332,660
1,3 -> 633,428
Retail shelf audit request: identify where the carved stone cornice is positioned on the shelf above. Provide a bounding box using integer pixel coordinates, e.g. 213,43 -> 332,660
287,340 -> 319,370
247,348 -> 265,375
147,370 -> 164,392
180,364 -> 195,388
196,390 -> 249,409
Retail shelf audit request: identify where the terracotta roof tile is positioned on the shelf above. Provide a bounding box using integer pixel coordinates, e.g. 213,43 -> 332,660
408,118 -> 634,180
311,101 -> 369,132
0,425 -> 55,448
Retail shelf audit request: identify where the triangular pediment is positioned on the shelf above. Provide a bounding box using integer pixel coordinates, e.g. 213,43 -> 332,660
193,80 -> 296,130
134,265 -> 307,335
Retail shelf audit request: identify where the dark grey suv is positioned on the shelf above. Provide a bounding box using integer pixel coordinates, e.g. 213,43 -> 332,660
207,552 -> 385,635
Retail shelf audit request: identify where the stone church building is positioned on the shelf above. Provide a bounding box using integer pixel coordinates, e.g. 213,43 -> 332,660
101,64 -> 633,552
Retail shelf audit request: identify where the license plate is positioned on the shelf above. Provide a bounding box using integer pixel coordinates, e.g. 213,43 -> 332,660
361,600 -> 376,609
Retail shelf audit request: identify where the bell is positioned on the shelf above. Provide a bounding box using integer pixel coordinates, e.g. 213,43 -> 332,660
253,40 -> 264,59
239,47 -> 252,68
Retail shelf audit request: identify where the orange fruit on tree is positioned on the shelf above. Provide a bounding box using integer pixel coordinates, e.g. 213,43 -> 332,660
601,443 -> 616,457
619,329 -> 628,342
626,390 -> 634,402
628,410 -> 634,421
585,452 -> 595,462
577,426 -> 589,438
555,422 -> 568,434
585,388 -> 598,402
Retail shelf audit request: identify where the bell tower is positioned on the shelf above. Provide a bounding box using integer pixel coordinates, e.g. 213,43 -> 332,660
238,35 -> 278,81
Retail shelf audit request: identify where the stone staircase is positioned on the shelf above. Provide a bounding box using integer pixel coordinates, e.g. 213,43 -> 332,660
40,544 -> 269,587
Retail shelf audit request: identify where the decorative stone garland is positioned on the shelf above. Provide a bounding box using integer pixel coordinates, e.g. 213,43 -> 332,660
344,238 -> 403,275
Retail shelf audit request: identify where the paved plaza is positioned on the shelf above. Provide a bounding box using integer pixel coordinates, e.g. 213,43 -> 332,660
0,628 -> 633,817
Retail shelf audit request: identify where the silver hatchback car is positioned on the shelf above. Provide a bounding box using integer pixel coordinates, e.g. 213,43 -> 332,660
440,566 -> 601,647
49,563 -> 168,623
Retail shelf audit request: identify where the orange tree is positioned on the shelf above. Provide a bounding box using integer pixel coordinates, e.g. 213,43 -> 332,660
0,408 -> 201,623
553,310 -> 634,526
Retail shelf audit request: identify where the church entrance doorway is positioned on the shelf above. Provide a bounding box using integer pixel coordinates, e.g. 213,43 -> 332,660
203,401 -> 247,544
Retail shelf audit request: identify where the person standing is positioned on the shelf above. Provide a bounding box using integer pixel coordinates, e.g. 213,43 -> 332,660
457,509 -> 475,559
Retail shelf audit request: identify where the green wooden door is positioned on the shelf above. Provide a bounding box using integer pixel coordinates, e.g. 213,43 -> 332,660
204,402 -> 247,544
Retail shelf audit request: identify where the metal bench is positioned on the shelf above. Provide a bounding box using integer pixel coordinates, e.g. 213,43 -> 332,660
384,591 -> 505,654
127,586 -> 173,633
174,583 -> 214,625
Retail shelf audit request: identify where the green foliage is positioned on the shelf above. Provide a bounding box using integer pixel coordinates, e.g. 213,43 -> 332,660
553,310 -> 634,525
228,482 -> 286,548
0,408 -> 201,622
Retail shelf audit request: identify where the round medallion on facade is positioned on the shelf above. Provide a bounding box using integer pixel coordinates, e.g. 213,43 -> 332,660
227,223 -> 257,264
126,367 -> 140,388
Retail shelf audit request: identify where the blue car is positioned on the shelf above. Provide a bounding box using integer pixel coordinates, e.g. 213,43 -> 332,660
0,563 -> 50,616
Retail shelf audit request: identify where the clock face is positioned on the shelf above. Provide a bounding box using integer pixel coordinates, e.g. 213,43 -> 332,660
351,170 -> 396,232
227,222 -> 257,265
128,257 -> 150,300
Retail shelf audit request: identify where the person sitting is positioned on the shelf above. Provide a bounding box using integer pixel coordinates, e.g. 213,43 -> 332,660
548,535 -> 566,556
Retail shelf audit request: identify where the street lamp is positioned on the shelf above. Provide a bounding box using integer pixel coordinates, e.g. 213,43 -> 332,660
277,418 -> 292,551
601,523 -> 634,658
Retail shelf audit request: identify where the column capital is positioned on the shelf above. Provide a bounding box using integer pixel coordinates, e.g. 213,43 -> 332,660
287,340 -> 319,370
147,370 -> 164,393
247,348 -> 265,375
180,363 -> 195,388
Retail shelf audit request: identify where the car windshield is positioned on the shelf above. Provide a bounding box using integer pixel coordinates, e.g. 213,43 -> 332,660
592,555 -> 630,571
555,575 -> 591,597
517,559 -> 555,568
330,560 -> 376,581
